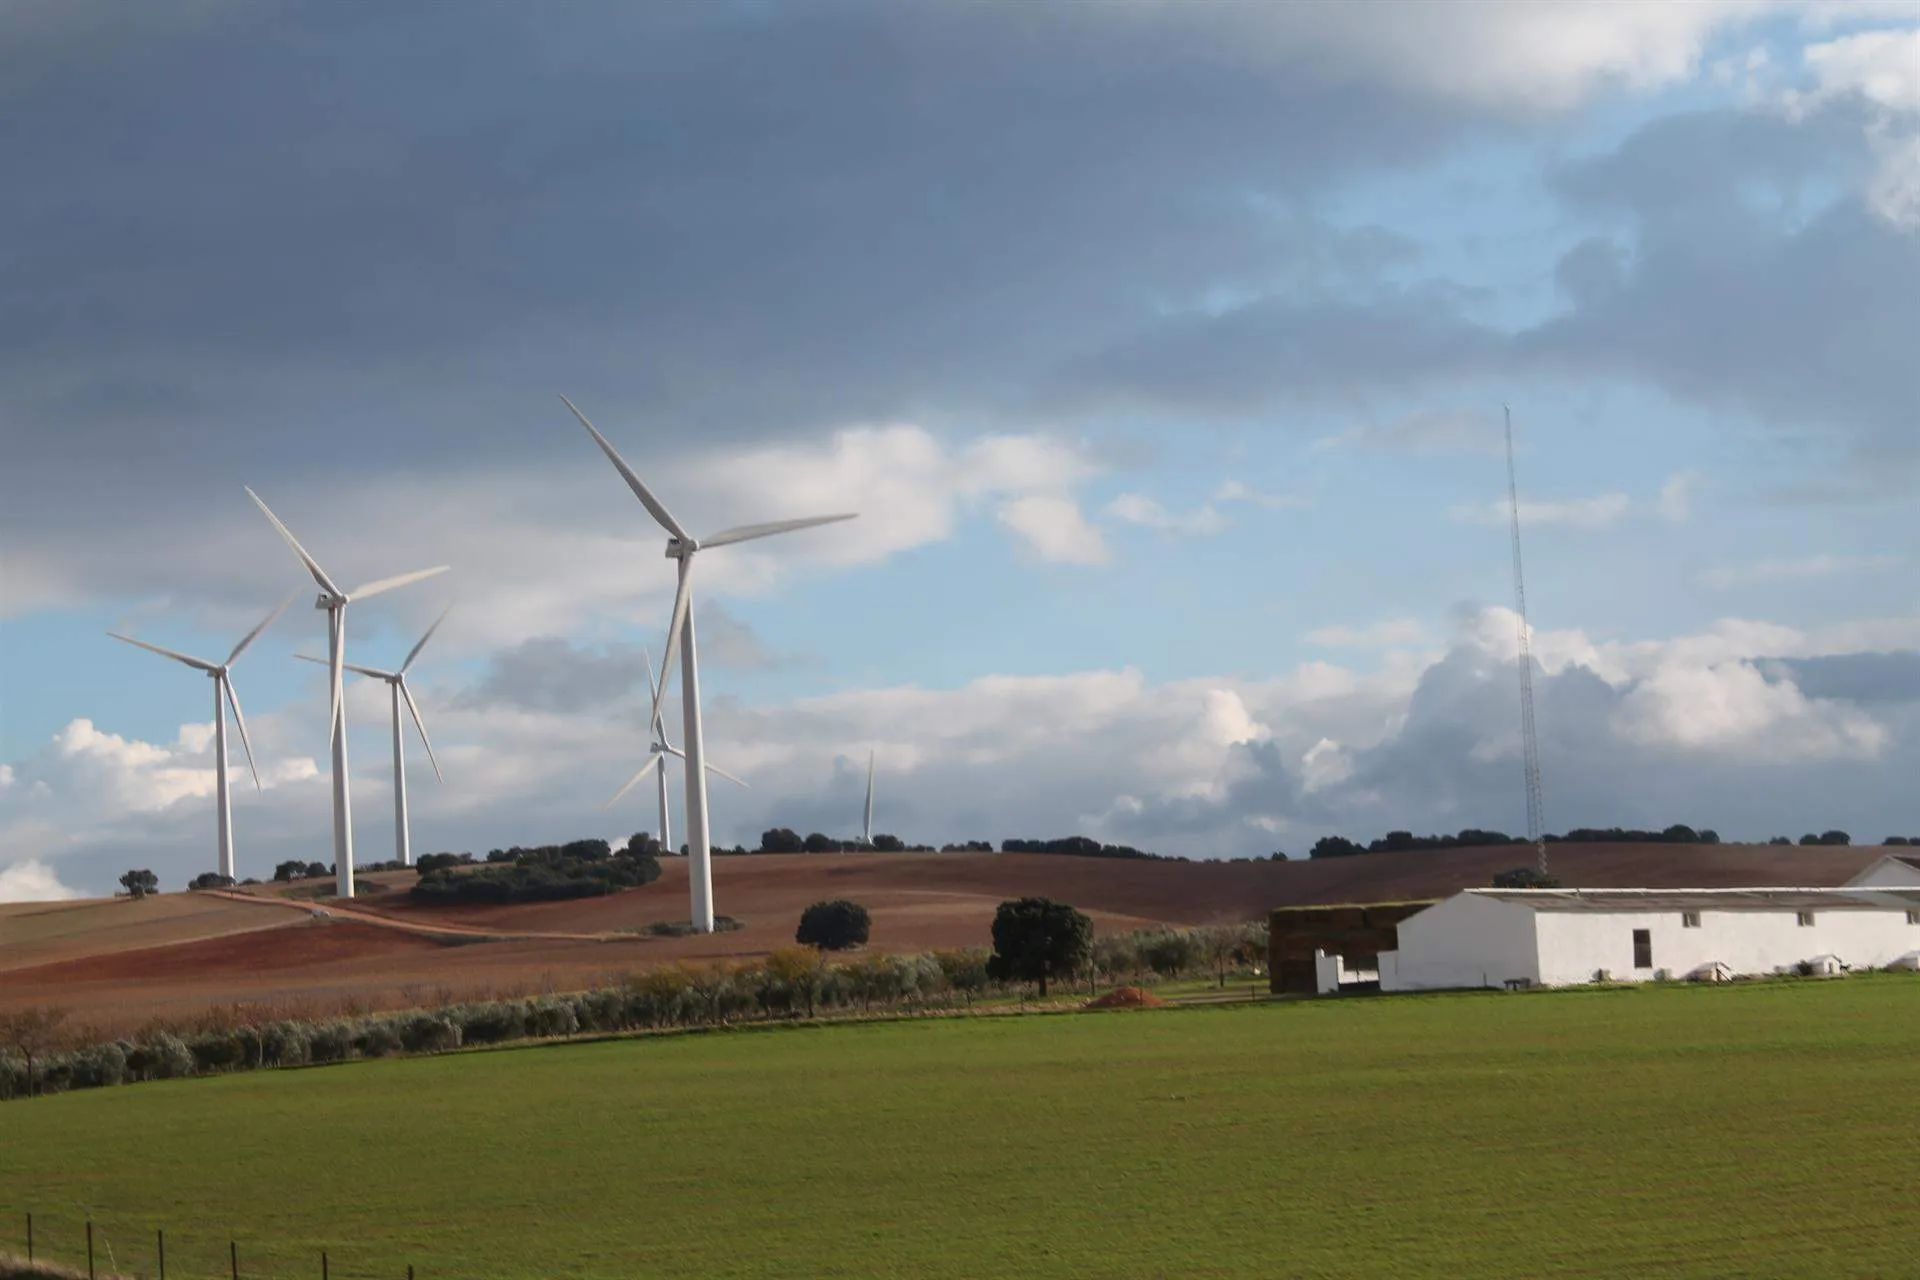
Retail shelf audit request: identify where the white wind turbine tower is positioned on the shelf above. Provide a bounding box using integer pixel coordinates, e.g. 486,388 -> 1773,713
246,487 -> 449,900
296,608 -> 449,868
563,395 -> 855,932
108,597 -> 291,882
606,647 -> 747,855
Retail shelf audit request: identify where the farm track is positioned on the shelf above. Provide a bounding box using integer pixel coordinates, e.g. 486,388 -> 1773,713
202,888 -> 623,943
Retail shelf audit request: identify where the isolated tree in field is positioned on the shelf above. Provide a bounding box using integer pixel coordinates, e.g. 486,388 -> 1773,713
987,897 -> 1091,997
796,899 -> 870,951
119,868 -> 159,899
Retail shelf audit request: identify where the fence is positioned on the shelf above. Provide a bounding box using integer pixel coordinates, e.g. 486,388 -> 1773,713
11,1212 -> 418,1279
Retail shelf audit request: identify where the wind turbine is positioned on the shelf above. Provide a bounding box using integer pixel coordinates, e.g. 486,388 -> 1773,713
606,648 -> 747,855
246,487 -> 449,900
563,395 -> 854,932
108,597 -> 291,882
861,749 -> 876,849
296,608 -> 449,868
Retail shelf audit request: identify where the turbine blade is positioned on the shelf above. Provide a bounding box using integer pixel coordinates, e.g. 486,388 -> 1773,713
605,753 -> 662,809
641,646 -> 671,746
663,745 -> 748,789
246,488 -> 340,596
108,633 -> 218,672
346,565 -> 449,602
698,513 -> 857,549
704,760 -> 749,790
225,593 -> 296,667
330,611 -> 345,750
295,654 -> 391,679
559,395 -> 691,542
650,570 -> 692,733
399,680 -> 442,784
223,676 -> 262,793
399,606 -> 451,675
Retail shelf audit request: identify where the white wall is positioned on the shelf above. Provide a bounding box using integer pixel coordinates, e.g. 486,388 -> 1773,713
1847,857 -> 1920,888
1534,906 -> 1920,987
1380,893 -> 1539,992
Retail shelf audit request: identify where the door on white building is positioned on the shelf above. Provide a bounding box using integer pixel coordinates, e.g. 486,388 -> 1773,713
1632,928 -> 1652,969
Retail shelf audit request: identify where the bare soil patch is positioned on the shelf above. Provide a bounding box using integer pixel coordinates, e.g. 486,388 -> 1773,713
1086,985 -> 1166,1009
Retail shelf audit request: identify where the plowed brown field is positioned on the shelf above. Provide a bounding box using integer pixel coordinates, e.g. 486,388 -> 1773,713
1,844 -> 1885,1038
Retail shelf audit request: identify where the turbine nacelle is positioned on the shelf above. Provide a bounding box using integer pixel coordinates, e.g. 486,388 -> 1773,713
665,537 -> 695,559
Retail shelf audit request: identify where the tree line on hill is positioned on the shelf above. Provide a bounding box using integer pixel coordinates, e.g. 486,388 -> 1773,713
1301,824 -> 1898,860
412,837 -> 661,905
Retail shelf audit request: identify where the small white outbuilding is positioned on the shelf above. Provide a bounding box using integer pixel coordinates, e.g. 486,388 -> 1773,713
1369,887 -> 1920,992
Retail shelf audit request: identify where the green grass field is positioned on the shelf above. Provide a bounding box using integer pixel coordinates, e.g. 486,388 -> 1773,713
6,978 -> 1919,1279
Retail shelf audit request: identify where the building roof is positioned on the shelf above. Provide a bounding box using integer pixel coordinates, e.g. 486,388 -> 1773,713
1467,887 -> 1920,912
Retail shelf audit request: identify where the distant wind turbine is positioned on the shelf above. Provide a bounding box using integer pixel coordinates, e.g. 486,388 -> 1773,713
861,749 -> 876,848
247,487 -> 448,899
563,394 -> 854,932
606,648 -> 747,856
108,596 -> 292,882
297,608 -> 449,868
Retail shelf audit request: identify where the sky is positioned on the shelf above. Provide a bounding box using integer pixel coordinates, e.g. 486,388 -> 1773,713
2,0 -> 1917,900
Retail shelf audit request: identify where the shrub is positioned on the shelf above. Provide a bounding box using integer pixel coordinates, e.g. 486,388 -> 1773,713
416,852 -> 473,873
1141,929 -> 1200,977
571,988 -> 626,1033
796,899 -> 871,951
354,1021 -> 403,1058
397,1014 -> 461,1054
525,998 -> 579,1039
119,868 -> 159,898
307,1022 -> 356,1063
188,872 -> 237,891
262,1021 -> 312,1067
67,1042 -> 127,1088
145,1032 -> 196,1079
455,1002 -> 526,1045
0,1055 -> 26,1100
188,1031 -> 247,1073
1493,867 -> 1562,889
934,948 -> 992,1006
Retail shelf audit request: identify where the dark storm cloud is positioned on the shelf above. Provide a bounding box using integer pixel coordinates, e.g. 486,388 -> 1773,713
0,0 -> 1466,525
1040,102 -> 1919,477
1528,107 -> 1920,473
1771,652 -> 1920,705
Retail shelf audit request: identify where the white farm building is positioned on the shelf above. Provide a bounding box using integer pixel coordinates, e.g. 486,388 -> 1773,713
1345,887 -> 1920,993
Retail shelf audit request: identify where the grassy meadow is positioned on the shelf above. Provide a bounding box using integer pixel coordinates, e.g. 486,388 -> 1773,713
5,978 -> 1918,1278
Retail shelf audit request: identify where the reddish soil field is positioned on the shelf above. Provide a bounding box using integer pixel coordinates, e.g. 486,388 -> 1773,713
1,844 -> 1888,1039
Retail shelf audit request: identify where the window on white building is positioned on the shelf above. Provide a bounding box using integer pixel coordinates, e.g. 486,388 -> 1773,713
1907,910 -> 1919,926
1632,928 -> 1652,968
1796,911 -> 1815,927
1681,911 -> 1700,928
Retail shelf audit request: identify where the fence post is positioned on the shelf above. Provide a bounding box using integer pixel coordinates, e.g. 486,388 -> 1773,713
231,1239 -> 238,1279
26,1212 -> 32,1261
158,1228 -> 166,1280
87,1218 -> 95,1279
322,1248 -> 328,1279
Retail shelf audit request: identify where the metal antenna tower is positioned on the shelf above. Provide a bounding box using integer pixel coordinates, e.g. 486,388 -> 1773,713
1504,405 -> 1547,877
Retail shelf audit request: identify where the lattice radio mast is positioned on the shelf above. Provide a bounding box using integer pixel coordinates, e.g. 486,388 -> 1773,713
1504,406 -> 1547,878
